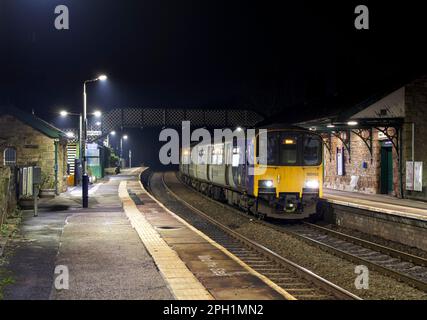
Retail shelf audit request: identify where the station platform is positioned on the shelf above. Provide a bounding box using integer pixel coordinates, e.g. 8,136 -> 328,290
120,171 -> 292,300
3,168 -> 174,300
322,188 -> 427,251
323,189 -> 427,222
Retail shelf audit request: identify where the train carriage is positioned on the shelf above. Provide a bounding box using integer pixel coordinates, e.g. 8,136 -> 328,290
179,127 -> 323,220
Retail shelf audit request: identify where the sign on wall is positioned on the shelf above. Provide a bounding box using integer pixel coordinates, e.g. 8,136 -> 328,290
414,162 -> 423,192
407,161 -> 424,192
337,147 -> 345,176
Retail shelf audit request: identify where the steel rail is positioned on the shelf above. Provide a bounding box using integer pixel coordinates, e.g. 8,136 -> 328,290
159,172 -> 361,300
173,171 -> 427,293
302,222 -> 427,267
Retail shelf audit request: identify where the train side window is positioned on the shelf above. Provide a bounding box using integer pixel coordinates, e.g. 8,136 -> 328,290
217,146 -> 223,165
198,147 -> 205,165
257,132 -> 270,165
232,147 -> 240,167
211,147 -> 216,165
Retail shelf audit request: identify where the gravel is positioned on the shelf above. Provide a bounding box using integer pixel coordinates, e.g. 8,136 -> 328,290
324,223 -> 427,260
160,171 -> 427,300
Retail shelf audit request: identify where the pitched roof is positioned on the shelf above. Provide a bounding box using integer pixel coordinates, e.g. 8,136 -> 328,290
257,73 -> 423,128
0,105 -> 66,139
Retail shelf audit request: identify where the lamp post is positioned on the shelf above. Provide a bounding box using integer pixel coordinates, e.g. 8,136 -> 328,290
82,74 -> 107,208
120,135 -> 128,168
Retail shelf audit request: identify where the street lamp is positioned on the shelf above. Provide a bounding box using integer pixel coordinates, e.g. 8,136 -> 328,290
93,110 -> 102,118
82,74 -> 107,208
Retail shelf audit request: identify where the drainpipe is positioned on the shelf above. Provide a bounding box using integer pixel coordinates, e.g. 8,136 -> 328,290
411,123 -> 415,162
399,127 -> 404,199
54,140 -> 59,195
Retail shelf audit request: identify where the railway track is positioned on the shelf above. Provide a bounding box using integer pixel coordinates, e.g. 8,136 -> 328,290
170,171 -> 427,293
285,223 -> 427,292
143,170 -> 360,300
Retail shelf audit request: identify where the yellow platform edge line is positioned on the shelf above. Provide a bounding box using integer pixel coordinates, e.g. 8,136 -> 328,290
137,170 -> 297,301
119,180 -> 214,300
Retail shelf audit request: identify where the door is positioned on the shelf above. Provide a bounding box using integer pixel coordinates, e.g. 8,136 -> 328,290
380,146 -> 393,194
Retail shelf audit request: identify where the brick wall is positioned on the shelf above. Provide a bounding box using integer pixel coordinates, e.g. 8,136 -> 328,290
0,115 -> 67,193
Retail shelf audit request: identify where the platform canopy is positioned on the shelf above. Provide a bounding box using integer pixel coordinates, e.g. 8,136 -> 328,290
295,86 -> 406,164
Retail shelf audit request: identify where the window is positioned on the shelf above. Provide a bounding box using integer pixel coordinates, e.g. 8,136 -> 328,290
266,133 -> 278,165
279,135 -> 298,165
263,131 -> 322,166
211,145 -> 224,165
232,147 -> 240,167
4,148 -> 17,166
303,135 -> 322,166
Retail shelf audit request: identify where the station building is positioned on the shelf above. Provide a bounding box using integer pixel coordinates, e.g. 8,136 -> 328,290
0,106 -> 68,195
297,76 -> 427,202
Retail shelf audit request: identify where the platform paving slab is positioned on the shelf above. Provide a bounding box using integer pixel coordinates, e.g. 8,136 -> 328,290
2,210 -> 70,300
2,170 -> 173,300
122,173 -> 294,300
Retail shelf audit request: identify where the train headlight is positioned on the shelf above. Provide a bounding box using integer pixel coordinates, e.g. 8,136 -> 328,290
305,179 -> 319,189
259,180 -> 274,188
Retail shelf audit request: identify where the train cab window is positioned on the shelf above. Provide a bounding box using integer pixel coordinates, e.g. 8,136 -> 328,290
303,135 -> 322,166
267,133 -> 278,165
279,136 -> 298,165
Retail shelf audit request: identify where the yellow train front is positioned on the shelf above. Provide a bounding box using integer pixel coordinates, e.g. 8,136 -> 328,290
180,128 -> 323,220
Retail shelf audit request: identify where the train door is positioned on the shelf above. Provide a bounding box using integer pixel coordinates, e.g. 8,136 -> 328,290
380,144 -> 393,194
225,143 -> 231,186
207,145 -> 212,181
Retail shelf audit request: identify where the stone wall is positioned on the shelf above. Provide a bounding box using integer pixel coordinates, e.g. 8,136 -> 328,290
0,166 -> 16,227
402,77 -> 427,201
0,115 -> 67,193
323,129 -> 400,195
322,201 -> 427,251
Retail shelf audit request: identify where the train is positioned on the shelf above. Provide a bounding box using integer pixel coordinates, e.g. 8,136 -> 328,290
179,126 -> 323,220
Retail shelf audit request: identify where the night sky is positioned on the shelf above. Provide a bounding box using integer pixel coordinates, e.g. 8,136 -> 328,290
1,1 -> 426,166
